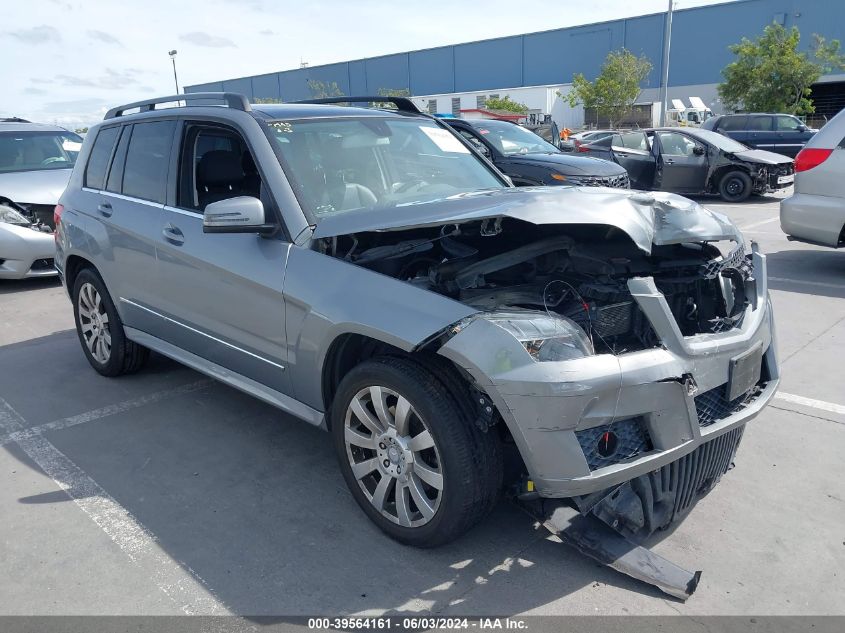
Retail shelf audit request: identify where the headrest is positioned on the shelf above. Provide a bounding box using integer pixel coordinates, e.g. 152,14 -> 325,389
197,150 -> 243,186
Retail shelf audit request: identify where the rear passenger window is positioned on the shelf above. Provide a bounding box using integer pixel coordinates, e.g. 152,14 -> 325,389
105,126 -> 130,193
84,126 -> 120,190
718,116 -> 748,131
122,120 -> 176,203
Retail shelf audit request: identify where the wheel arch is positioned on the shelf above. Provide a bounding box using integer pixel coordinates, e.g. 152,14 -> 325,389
709,163 -> 752,193
64,254 -> 98,293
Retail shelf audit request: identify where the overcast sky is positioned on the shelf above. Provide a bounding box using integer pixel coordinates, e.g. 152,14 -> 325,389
2,0 -> 737,130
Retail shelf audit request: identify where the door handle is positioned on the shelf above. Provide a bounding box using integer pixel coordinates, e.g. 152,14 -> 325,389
97,202 -> 112,217
665,159 -> 675,164
162,223 -> 184,245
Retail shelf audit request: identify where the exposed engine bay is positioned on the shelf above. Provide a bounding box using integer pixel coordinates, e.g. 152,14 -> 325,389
318,218 -> 754,354
0,197 -> 54,234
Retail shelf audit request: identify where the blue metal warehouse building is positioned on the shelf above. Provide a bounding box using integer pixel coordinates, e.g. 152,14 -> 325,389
186,0 -> 845,122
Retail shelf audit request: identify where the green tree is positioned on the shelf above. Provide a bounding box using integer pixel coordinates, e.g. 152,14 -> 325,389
563,49 -> 652,128
307,79 -> 344,98
377,88 -> 411,97
718,23 -> 845,115
374,88 -> 411,109
253,97 -> 282,104
484,95 -> 529,113
74,127 -> 89,134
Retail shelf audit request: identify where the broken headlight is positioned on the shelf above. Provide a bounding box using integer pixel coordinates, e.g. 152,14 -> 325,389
484,310 -> 594,362
0,204 -> 31,227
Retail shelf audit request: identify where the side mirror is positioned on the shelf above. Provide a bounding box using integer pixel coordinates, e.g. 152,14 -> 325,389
797,124 -> 807,132
203,196 -> 276,234
693,145 -> 706,156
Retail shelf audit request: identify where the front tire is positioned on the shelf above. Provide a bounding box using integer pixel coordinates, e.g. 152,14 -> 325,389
718,170 -> 752,202
331,356 -> 501,547
72,268 -> 149,376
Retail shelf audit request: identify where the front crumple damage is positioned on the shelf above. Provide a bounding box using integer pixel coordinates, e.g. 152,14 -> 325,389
312,186 -> 742,255
702,149 -> 795,196
315,184 -> 779,516
438,248 -> 779,503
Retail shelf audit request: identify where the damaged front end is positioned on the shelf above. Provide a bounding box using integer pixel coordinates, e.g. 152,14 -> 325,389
312,187 -> 779,598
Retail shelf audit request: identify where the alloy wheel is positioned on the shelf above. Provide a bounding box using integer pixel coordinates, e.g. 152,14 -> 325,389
77,282 -> 111,364
344,386 -> 443,527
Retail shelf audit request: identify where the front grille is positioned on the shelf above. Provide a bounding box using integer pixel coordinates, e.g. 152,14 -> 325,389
700,243 -> 751,280
593,301 -> 633,337
30,258 -> 55,271
577,173 -> 630,188
588,426 -> 745,538
576,417 -> 652,471
695,383 -> 761,427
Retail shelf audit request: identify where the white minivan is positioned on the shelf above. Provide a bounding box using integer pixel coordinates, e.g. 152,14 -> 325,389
780,109 -> 845,248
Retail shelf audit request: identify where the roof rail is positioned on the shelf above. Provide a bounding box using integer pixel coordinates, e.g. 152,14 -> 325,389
292,96 -> 421,114
104,92 -> 251,120
0,117 -> 31,123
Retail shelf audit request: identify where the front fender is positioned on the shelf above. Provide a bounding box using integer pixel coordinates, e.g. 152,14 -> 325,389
283,246 -> 477,410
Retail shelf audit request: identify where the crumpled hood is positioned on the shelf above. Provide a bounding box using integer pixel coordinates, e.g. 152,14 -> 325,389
506,152 -> 627,176
732,149 -> 794,165
311,187 -> 742,254
0,168 -> 72,205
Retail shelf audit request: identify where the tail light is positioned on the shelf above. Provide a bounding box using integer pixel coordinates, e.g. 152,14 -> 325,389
53,204 -> 64,242
794,148 -> 832,172
577,144 -> 591,153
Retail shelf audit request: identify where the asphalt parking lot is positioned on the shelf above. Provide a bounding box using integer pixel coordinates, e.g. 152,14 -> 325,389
1,190 -> 844,617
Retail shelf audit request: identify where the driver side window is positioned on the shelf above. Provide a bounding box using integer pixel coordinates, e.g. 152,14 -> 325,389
177,125 -> 262,212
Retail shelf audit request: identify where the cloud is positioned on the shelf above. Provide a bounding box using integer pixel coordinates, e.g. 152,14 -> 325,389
179,31 -> 237,48
42,98 -> 109,114
24,87 -> 47,95
87,30 -> 122,46
8,25 -> 62,44
30,78 -> 53,85
54,68 -> 142,89
260,29 -> 274,36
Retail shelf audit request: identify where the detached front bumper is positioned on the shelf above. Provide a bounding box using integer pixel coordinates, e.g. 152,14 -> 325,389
439,247 -> 779,499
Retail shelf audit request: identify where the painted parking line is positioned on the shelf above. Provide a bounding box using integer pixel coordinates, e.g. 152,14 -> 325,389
0,379 -> 211,448
0,394 -> 229,616
738,217 -> 779,231
768,277 -> 845,290
774,392 -> 845,417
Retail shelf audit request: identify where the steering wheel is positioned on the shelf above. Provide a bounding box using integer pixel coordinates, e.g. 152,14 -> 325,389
41,157 -> 68,166
393,178 -> 429,194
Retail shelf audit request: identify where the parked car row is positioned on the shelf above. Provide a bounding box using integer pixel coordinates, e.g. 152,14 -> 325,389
0,121 -> 80,279
6,97 -> 839,287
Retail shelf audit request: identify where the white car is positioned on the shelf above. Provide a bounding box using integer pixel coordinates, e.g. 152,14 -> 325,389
0,121 -> 81,279
780,108 -> 845,248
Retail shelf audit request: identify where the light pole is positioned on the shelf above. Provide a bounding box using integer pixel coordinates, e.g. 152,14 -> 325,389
168,50 -> 180,95
658,0 -> 674,126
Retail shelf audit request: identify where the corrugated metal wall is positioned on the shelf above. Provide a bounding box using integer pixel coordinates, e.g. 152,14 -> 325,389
186,0 -> 845,100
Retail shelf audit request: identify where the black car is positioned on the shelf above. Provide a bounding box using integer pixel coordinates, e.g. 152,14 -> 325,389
580,127 -> 794,202
701,113 -> 816,158
443,118 -> 629,188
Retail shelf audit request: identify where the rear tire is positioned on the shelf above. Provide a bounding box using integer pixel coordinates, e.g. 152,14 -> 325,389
718,170 -> 752,202
72,268 -> 149,377
331,356 -> 502,547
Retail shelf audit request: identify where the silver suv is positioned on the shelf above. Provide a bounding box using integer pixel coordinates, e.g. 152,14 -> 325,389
56,93 -> 779,548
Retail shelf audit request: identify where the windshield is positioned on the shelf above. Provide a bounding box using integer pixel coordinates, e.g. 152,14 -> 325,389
469,120 -> 560,155
268,117 -> 505,219
690,128 -> 749,153
0,130 -> 83,173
